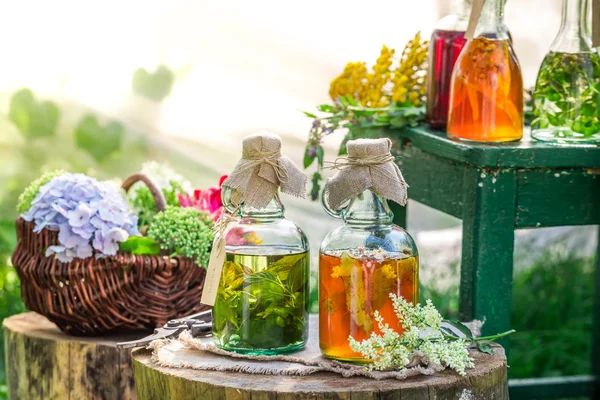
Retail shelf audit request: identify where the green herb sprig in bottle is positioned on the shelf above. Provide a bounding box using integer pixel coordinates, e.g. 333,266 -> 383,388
532,0 -> 600,143
209,132 -> 310,355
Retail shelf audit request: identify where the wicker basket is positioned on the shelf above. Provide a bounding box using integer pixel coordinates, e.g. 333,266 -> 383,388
11,173 -> 209,336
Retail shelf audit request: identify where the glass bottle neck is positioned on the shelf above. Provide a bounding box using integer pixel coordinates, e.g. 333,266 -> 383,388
550,0 -> 592,52
341,190 -> 394,227
451,0 -> 472,17
240,194 -> 285,221
475,0 -> 510,40
435,0 -> 471,31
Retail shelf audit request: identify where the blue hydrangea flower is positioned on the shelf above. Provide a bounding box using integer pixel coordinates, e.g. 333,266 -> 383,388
21,173 -> 139,262
101,228 -> 129,255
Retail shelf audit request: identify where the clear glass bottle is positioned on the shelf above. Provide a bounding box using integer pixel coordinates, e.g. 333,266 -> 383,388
319,190 -> 419,362
447,0 -> 524,142
426,0 -> 470,128
212,189 -> 310,355
531,0 -> 600,143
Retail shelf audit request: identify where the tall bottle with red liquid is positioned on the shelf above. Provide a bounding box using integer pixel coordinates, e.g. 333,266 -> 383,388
426,0 -> 470,128
447,0 -> 524,142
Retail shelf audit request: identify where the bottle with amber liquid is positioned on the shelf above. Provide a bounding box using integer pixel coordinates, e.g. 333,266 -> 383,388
318,138 -> 418,363
447,0 -> 524,142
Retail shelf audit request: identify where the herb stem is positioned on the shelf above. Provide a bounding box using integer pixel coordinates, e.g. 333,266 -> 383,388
474,329 -> 516,342
441,329 -> 516,343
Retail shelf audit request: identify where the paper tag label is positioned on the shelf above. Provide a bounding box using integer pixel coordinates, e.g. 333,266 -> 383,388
200,235 -> 227,306
465,0 -> 485,40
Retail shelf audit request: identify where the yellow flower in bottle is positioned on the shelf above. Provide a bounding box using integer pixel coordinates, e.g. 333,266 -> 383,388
380,263 -> 397,280
244,232 -> 263,245
331,265 -> 342,278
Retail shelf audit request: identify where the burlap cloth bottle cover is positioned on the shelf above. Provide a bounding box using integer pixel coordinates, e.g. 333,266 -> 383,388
324,137 -> 407,210
151,136 -> 481,379
222,132 -> 307,209
199,132 -> 308,306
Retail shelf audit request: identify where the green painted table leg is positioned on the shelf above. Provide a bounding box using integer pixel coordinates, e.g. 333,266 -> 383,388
459,168 -> 517,351
390,201 -> 407,229
592,226 -> 600,399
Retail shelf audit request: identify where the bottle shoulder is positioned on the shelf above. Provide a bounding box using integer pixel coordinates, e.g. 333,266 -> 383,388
225,217 -> 308,254
320,223 -> 418,257
549,35 -> 595,54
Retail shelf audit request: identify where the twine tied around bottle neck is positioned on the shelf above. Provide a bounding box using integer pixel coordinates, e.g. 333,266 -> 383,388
214,204 -> 240,239
200,201 -> 242,307
324,138 -> 408,210
239,150 -> 289,183
222,132 -> 307,209
324,154 -> 396,170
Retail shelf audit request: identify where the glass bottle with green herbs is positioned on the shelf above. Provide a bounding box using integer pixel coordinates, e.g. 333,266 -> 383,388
531,0 -> 600,143
211,133 -> 310,355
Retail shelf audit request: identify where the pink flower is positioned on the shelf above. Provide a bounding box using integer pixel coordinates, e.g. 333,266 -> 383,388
225,227 -> 263,246
178,175 -> 228,221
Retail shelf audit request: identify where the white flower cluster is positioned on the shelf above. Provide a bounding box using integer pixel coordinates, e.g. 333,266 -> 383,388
349,294 -> 475,376
140,161 -> 192,192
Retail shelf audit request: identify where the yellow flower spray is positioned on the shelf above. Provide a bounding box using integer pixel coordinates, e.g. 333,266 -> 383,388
329,32 -> 428,108
302,31 -> 429,201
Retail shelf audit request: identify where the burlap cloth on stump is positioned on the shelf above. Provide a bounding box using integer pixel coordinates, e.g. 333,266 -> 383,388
149,315 -> 483,380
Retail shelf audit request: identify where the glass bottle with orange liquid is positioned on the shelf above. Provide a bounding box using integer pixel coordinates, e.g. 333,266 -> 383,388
447,0 -> 524,142
318,138 -> 418,363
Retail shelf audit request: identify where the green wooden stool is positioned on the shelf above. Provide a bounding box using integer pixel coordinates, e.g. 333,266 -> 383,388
386,126 -> 600,399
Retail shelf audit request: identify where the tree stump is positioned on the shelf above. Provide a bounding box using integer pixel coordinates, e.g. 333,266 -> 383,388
3,312 -> 142,400
132,342 -> 508,399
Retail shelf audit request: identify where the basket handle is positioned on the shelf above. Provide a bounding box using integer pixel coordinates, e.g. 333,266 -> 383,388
121,173 -> 167,212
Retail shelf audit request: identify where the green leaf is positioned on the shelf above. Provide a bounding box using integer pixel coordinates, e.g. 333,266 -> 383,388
389,108 -> 425,127
8,89 -> 59,139
132,65 -> 175,102
265,253 -> 305,275
310,172 -> 322,201
316,145 -> 324,168
440,325 -> 460,338
346,96 -> 358,106
444,319 -> 474,339
390,116 -> 407,126
118,236 -> 161,255
477,342 -> 494,355
75,115 -> 124,162
246,271 -> 278,286
318,104 -> 335,112
338,130 -> 355,156
303,111 -> 317,118
286,258 -> 307,294
303,146 -> 316,169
